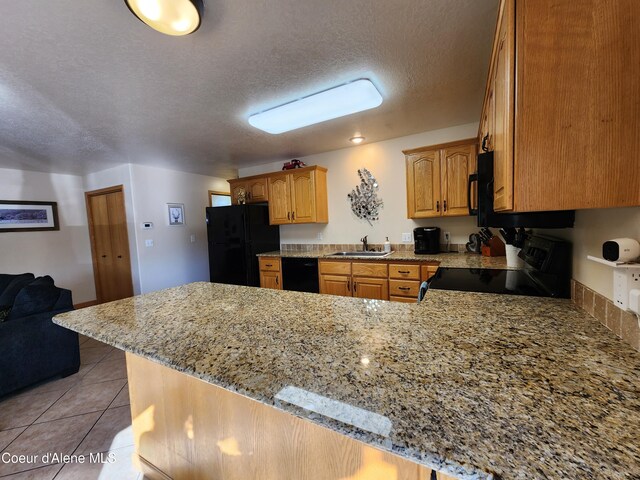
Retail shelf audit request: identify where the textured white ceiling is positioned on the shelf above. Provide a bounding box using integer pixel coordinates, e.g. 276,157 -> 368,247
0,0 -> 498,178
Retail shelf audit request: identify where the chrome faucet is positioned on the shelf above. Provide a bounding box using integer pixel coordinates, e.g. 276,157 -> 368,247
360,235 -> 369,252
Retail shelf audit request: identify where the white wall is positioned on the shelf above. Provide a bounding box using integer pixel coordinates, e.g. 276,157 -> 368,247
0,167 -> 96,303
239,123 -> 479,246
549,207 -> 640,301
127,164 -> 229,293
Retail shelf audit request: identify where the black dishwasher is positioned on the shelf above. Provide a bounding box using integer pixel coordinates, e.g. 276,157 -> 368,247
281,257 -> 319,293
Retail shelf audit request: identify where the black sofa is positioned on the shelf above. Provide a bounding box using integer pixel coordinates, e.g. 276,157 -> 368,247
0,273 -> 80,397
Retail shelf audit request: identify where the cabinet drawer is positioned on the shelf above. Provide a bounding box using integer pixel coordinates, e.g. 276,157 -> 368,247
351,262 -> 388,278
389,264 -> 420,280
259,257 -> 281,272
389,279 -> 420,297
390,295 -> 417,304
319,260 -> 351,275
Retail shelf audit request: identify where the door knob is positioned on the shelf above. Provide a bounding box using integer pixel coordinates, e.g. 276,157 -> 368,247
101,255 -> 107,258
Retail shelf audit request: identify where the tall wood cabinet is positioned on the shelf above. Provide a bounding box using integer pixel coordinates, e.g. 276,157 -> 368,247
268,166 -> 328,225
479,0 -> 640,212
405,139 -> 477,218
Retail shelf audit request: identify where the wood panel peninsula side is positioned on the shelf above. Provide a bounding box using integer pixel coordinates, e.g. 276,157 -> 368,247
54,283 -> 640,480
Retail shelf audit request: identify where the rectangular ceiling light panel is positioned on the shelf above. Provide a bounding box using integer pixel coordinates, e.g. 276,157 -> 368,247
248,79 -> 383,134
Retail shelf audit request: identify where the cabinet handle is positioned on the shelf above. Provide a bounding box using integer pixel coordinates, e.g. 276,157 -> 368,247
287,212 -> 290,220
436,201 -> 440,212
481,134 -> 489,152
292,211 -> 295,221
398,270 -> 410,274
265,264 -> 273,267
443,200 -> 447,212
347,279 -> 351,292
248,192 -> 252,200
398,286 -> 411,291
276,275 -> 279,286
354,282 -> 357,291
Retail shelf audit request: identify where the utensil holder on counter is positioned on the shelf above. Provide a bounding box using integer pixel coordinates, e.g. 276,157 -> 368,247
481,237 -> 506,257
505,244 -> 525,268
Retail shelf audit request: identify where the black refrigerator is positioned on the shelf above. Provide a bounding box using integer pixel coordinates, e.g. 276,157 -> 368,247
206,205 -> 280,286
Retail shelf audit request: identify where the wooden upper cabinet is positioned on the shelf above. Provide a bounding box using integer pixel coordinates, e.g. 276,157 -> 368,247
479,0 -> 640,212
267,173 -> 291,224
267,166 -> 328,225
405,139 -> 477,219
441,143 -> 477,216
406,149 -> 441,218
491,0 -> 514,212
228,176 -> 268,205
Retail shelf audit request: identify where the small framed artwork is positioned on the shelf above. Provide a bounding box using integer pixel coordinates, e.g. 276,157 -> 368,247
167,203 -> 185,226
0,200 -> 59,232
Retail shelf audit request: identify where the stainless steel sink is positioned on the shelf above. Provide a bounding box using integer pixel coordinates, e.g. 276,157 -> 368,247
329,251 -> 392,257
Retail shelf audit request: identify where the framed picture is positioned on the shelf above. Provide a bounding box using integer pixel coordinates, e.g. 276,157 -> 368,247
208,190 -> 231,207
167,203 -> 185,226
0,200 -> 59,232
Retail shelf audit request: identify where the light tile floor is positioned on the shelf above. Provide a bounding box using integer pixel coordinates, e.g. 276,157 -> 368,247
0,335 -> 143,479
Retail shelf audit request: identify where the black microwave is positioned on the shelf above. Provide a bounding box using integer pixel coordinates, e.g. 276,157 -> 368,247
468,152 -> 575,228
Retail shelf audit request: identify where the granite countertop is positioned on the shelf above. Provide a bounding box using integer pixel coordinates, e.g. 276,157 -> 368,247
54,283 -> 640,479
258,250 -> 520,270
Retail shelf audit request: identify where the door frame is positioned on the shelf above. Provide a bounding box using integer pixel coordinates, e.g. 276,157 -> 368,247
85,185 -> 133,303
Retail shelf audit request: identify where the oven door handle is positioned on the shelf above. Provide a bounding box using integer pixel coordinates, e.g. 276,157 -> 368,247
468,173 -> 478,216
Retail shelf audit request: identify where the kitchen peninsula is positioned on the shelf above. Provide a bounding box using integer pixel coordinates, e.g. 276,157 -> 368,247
54,283 -> 640,480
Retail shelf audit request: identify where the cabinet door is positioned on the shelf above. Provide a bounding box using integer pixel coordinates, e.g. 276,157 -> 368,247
319,274 -> 352,297
230,181 -> 247,205
260,270 -> 281,290
492,0 -> 515,212
441,143 -> 476,217
247,177 -> 268,203
268,174 -> 292,225
290,170 -> 316,223
406,150 -> 441,218
353,277 -> 389,301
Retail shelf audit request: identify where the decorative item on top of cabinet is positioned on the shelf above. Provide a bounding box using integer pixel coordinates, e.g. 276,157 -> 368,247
479,0 -> 640,212
404,139 -> 477,218
259,257 -> 281,290
268,166 -> 328,225
347,168 -> 383,225
228,176 -> 268,205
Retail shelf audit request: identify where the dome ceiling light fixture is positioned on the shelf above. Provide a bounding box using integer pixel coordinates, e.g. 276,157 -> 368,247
125,0 -> 204,36
350,135 -> 365,144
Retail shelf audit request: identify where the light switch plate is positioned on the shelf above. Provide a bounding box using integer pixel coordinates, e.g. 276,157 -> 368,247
401,233 -> 412,242
190,234 -> 196,243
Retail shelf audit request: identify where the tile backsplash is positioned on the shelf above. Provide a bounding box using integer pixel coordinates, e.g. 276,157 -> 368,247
280,243 -> 467,253
572,279 -> 640,351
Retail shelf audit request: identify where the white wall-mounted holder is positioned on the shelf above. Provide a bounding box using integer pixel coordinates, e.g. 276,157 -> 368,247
587,256 -> 640,312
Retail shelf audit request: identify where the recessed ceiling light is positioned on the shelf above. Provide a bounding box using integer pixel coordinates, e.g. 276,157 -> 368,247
350,136 -> 365,144
125,0 -> 203,36
248,79 -> 383,134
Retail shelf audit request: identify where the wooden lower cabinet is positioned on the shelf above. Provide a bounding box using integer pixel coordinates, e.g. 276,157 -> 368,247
259,257 -> 282,290
353,276 -> 389,300
127,352 -> 456,480
319,274 -> 352,297
318,260 -> 439,303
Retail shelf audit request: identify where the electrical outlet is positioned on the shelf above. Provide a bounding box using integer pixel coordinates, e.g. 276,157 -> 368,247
317,232 -> 324,241
444,232 -> 451,242
145,239 -> 154,247
401,233 -> 412,242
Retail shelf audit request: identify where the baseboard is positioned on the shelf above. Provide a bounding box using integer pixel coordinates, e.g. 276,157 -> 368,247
73,300 -> 98,309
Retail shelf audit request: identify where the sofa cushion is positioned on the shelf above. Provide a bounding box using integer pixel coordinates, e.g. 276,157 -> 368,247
0,273 -> 35,309
7,276 -> 61,321
0,307 -> 11,322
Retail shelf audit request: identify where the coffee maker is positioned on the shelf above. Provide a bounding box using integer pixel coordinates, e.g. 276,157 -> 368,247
414,227 -> 440,254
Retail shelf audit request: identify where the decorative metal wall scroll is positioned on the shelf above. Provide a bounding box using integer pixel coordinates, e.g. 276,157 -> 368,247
347,168 -> 383,225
